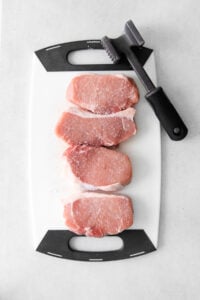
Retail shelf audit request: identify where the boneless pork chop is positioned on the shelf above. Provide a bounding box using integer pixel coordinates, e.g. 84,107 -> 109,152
63,192 -> 133,237
55,107 -> 136,146
64,145 -> 132,191
66,74 -> 139,114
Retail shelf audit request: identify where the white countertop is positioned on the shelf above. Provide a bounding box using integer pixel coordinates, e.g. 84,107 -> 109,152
1,0 -> 200,299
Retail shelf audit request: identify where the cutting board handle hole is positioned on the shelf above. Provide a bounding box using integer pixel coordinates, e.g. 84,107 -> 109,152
68,49 -> 111,65
69,236 -> 123,252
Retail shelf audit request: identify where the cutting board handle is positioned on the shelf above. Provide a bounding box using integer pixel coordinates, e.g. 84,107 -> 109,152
35,40 -> 153,72
36,230 -> 156,261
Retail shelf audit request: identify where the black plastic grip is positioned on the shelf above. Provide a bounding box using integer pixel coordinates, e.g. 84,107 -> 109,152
145,87 -> 188,140
35,40 -> 153,72
36,230 -> 156,261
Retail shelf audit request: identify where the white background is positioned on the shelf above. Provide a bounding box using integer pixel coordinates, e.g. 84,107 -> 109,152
1,0 -> 200,299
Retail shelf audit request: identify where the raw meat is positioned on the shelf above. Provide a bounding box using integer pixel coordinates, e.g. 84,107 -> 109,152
66,74 -> 139,114
55,106 -> 136,147
64,145 -> 132,191
63,192 -> 133,237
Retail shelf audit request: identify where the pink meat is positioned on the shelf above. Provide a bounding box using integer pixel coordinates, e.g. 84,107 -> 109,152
66,74 -> 139,114
64,145 -> 132,191
63,192 -> 133,237
55,107 -> 136,147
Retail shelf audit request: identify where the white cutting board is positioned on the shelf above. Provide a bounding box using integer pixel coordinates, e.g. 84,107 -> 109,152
29,48 -> 161,256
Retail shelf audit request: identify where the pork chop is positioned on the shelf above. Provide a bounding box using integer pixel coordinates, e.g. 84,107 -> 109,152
66,74 -> 139,114
55,106 -> 136,147
63,192 -> 133,237
64,145 -> 132,191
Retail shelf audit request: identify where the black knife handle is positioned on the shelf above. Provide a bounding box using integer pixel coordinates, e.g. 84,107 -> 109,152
145,87 -> 188,140
36,230 -> 156,261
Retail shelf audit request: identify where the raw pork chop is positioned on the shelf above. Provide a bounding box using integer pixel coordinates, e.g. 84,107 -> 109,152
63,192 -> 133,237
64,145 -> 132,191
55,107 -> 136,146
66,74 -> 139,114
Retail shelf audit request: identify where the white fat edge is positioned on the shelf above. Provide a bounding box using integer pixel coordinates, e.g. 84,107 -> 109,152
115,74 -> 128,79
66,106 -> 136,120
61,179 -> 125,206
60,154 -> 83,204
80,182 -> 124,192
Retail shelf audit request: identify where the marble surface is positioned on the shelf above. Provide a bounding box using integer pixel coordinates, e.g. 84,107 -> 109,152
1,0 -> 200,299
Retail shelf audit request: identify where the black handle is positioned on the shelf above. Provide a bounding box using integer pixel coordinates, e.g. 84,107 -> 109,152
36,230 -> 156,261
145,87 -> 188,140
35,40 -> 153,72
